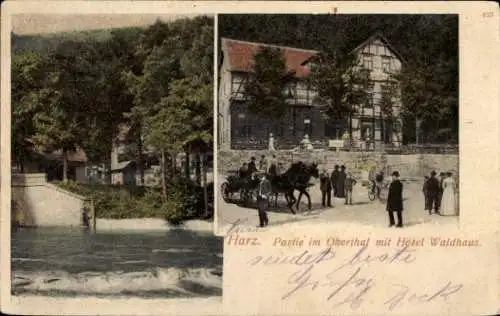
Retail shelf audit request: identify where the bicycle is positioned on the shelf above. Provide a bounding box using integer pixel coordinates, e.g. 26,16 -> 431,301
368,180 -> 389,201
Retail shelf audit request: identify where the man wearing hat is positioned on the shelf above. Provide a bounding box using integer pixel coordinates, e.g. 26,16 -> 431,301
320,169 -> 332,207
257,173 -> 271,227
330,165 -> 340,197
336,165 -> 347,198
386,171 -> 404,227
425,171 -> 441,214
247,157 -> 257,179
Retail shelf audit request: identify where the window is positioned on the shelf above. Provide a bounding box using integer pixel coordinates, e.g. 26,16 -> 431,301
382,57 -> 391,72
231,75 -> 246,98
295,82 -> 309,105
363,56 -> 373,70
240,125 -> 252,138
304,118 -> 312,136
285,82 -> 297,100
360,120 -> 374,140
273,121 -> 284,137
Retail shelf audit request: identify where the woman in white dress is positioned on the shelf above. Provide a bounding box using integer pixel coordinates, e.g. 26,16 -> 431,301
440,172 -> 457,216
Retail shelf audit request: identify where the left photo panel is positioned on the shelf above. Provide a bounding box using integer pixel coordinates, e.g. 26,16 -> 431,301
9,13 -> 220,299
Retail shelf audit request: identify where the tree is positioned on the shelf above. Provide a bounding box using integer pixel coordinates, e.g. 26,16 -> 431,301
11,52 -> 49,172
28,39 -> 108,181
396,59 -> 458,143
245,47 -> 294,121
378,79 -> 402,144
308,50 -> 371,140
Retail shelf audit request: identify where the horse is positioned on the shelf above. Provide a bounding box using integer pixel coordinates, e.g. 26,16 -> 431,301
268,161 -> 320,214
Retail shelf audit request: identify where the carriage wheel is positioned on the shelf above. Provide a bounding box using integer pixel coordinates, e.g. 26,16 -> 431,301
368,190 -> 376,201
220,182 -> 230,202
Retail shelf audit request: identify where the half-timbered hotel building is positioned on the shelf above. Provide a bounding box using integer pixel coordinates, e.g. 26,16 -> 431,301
218,33 -> 404,150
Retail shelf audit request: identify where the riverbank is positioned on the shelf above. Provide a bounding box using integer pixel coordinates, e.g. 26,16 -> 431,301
95,218 -> 215,233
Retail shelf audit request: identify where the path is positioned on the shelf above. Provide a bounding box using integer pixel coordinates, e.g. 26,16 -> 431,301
216,179 -> 458,232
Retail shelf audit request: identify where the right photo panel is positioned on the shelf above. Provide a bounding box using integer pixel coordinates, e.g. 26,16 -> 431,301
216,14 -> 459,233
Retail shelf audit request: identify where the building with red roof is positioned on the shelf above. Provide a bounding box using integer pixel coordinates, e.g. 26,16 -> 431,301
218,34 -> 404,151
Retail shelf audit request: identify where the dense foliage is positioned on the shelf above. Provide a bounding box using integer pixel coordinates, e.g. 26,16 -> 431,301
12,16 -> 214,223
56,179 -> 214,224
219,14 -> 458,143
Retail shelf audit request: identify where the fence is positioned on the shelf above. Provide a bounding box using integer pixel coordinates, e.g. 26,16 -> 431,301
230,139 -> 459,155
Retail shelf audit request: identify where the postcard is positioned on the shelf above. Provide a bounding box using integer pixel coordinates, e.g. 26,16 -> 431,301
1,1 -> 499,316
215,2 -> 499,316
1,1 -> 222,315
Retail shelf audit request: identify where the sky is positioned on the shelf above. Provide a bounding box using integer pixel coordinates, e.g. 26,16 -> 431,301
11,14 -> 206,35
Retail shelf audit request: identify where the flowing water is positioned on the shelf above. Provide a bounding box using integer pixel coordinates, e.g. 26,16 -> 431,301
11,227 -> 223,299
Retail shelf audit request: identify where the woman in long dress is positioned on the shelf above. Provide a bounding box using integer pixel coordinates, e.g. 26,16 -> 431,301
440,172 -> 457,216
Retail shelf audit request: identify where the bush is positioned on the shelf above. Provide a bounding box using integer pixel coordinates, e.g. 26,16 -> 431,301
54,178 -> 214,225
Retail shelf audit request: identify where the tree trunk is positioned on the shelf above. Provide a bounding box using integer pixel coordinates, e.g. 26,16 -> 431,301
195,153 -> 201,185
62,148 -> 68,182
172,153 -> 177,177
19,148 -> 25,173
160,150 -> 167,201
184,147 -> 190,179
137,130 -> 145,185
202,152 -> 209,218
348,112 -> 353,146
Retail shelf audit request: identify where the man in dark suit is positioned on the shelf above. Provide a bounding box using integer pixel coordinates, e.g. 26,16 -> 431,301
386,171 -> 404,228
436,172 -> 446,213
336,165 -> 347,198
426,171 -> 441,214
320,169 -> 332,207
247,157 -> 257,178
257,174 -> 272,227
330,165 -> 340,197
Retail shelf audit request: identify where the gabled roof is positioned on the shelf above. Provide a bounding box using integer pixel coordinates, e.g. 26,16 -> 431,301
220,38 -> 318,78
350,32 -> 406,63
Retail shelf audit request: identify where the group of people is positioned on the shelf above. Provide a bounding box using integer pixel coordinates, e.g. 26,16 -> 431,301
238,155 -> 284,181
319,165 -> 357,207
422,170 -> 457,216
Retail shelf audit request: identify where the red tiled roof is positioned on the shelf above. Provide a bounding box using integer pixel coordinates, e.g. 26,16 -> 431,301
221,38 -> 318,78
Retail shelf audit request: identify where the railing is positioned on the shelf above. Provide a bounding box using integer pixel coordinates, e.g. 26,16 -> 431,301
231,139 -> 459,155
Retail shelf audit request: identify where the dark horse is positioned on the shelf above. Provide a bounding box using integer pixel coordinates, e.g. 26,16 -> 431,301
268,161 -> 319,214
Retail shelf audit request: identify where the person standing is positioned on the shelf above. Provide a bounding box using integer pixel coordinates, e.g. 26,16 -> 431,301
375,170 -> 385,200
257,174 -> 272,227
436,172 -> 446,212
422,176 -> 430,212
259,155 -> 268,172
268,154 -> 278,176
440,172 -> 457,216
320,169 -> 332,207
336,165 -> 347,198
330,165 -> 340,197
238,163 -> 248,179
247,157 -> 257,178
344,172 -> 357,205
426,171 -> 441,214
386,171 -> 404,228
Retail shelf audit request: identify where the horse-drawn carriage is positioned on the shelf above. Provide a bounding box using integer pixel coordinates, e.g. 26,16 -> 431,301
219,161 -> 320,214
219,170 -> 262,205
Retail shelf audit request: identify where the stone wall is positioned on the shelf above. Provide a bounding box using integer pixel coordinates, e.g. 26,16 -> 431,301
217,150 -> 459,179
11,173 -> 93,228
